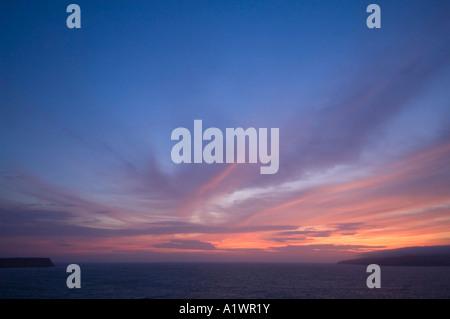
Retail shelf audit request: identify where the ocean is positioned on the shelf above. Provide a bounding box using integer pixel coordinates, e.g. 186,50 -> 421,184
1,263 -> 449,299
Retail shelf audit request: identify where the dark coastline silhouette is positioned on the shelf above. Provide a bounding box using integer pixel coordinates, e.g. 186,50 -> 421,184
338,254 -> 450,266
0,258 -> 54,268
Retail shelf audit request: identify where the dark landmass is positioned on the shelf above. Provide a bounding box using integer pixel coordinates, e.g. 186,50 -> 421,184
0,258 -> 55,268
338,254 -> 450,266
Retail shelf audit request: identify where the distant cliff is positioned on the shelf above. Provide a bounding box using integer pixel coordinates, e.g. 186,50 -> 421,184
0,258 -> 55,268
338,254 -> 450,266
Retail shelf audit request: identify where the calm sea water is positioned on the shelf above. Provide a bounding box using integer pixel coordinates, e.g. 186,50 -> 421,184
1,263 -> 449,299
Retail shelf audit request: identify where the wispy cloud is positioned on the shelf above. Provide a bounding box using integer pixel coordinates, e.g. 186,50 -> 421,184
153,239 -> 217,250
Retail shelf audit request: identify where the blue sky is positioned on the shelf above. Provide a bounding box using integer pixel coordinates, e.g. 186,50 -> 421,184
1,0 -> 450,262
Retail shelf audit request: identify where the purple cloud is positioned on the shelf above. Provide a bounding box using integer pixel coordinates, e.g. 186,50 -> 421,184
0,208 -> 298,238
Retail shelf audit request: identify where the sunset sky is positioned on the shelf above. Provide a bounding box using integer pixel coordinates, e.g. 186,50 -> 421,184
1,0 -> 450,263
